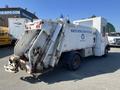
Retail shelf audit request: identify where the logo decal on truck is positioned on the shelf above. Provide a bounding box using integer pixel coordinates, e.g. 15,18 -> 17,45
81,34 -> 85,40
71,29 -> 92,33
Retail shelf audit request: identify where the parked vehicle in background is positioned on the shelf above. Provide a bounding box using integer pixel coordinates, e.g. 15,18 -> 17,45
8,18 -> 30,40
0,26 -> 12,46
107,32 -> 120,46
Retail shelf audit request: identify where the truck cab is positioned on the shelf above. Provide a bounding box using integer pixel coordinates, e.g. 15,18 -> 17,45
73,17 -> 109,56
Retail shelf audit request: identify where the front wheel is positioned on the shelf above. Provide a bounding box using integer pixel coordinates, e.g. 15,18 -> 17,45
103,47 -> 108,57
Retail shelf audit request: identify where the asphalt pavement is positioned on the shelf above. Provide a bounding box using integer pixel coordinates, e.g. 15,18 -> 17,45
0,46 -> 120,90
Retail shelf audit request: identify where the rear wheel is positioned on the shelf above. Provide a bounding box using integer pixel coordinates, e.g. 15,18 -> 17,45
68,53 -> 81,70
61,52 -> 81,71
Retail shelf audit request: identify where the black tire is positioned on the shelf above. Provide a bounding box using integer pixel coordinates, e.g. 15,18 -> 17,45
61,52 -> 81,71
103,47 -> 108,57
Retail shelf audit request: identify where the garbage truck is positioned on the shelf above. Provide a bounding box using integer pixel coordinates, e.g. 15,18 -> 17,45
4,17 -> 110,75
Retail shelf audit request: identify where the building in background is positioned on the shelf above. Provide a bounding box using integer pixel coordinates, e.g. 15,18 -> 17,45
106,23 -> 116,33
0,6 -> 38,45
0,6 -> 38,27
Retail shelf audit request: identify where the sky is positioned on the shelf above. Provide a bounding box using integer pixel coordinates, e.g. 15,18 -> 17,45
0,0 -> 119,31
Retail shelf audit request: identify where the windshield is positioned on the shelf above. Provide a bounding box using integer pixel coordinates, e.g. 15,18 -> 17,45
108,33 -> 120,37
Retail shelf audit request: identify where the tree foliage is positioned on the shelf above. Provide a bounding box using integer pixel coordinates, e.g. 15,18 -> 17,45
106,23 -> 116,32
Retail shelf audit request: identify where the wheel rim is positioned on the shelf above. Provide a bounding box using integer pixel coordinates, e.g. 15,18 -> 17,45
72,55 -> 80,70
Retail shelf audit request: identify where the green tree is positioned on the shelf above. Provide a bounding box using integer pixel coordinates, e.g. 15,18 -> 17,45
106,23 -> 116,33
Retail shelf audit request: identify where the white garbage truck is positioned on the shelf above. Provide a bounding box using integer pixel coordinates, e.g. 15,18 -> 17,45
4,17 -> 109,75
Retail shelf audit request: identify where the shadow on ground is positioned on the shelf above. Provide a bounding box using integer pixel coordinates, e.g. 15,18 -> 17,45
110,46 -> 120,48
20,52 -> 120,84
0,45 -> 14,58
